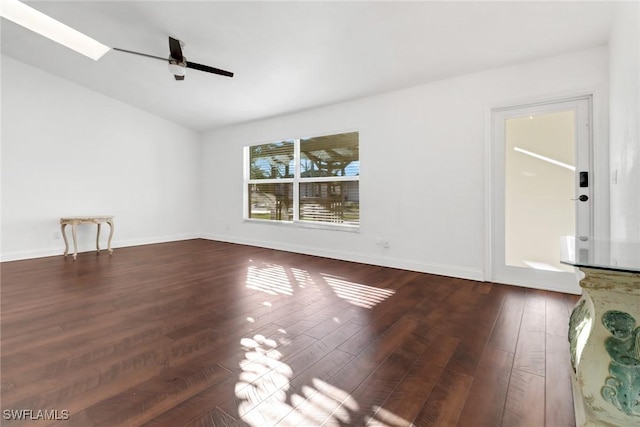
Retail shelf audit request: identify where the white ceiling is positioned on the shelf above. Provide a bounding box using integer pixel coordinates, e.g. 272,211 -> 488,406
1,1 -> 618,132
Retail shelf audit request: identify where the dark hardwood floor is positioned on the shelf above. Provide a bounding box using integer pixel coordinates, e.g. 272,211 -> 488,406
0,240 -> 579,427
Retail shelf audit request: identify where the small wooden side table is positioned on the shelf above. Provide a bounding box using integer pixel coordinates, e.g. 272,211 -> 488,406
60,216 -> 114,260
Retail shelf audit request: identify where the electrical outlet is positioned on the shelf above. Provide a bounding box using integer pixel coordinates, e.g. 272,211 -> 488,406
375,237 -> 389,248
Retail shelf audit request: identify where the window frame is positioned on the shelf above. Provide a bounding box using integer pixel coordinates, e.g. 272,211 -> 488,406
243,133 -> 360,232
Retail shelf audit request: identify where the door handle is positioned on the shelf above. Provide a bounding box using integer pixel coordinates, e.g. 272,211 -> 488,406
571,195 -> 589,202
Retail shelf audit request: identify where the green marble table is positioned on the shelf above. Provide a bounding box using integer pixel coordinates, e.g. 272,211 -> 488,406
561,236 -> 640,427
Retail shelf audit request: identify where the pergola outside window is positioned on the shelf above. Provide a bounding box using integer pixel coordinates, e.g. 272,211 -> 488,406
245,132 -> 359,228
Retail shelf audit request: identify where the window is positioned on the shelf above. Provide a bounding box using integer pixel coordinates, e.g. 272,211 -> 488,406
245,132 -> 359,228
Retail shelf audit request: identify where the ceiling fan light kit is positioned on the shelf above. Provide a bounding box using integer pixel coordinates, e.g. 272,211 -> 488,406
0,0 -> 110,60
168,59 -> 186,80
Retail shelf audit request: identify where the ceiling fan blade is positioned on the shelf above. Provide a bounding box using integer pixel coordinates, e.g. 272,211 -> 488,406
168,36 -> 184,62
113,47 -> 167,63
186,61 -> 234,78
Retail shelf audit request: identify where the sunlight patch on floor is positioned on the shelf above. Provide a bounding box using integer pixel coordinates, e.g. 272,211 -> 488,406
239,263 -> 406,424
236,333 -> 358,426
365,405 -> 416,426
235,333 -> 293,424
245,262 -> 396,310
246,262 -> 294,295
236,334 -> 410,426
291,267 -> 316,289
522,260 -> 564,272
321,274 -> 396,308
235,332 -> 294,425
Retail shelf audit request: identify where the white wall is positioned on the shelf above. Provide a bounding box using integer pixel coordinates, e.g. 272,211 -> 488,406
609,1 -> 640,242
201,47 -> 609,283
1,55 -> 201,261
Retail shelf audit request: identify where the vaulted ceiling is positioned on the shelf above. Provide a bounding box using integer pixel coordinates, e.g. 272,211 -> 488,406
1,1 -> 618,131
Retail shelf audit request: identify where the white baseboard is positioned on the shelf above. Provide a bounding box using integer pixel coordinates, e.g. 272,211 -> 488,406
0,248 -> 63,262
489,277 -> 582,295
200,233 -> 485,282
111,233 -> 201,250
0,233 -> 200,262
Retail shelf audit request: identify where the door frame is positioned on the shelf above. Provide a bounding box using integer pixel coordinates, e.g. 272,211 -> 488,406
484,93 -> 605,294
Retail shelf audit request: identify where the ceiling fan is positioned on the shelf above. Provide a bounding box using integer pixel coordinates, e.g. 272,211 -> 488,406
113,37 -> 234,80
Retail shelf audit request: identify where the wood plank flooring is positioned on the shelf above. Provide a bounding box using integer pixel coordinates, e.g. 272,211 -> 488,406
0,240 -> 579,426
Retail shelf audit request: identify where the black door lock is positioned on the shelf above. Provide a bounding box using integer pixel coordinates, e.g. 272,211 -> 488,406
580,171 -> 589,188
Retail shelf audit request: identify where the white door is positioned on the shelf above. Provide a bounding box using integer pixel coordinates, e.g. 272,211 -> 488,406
491,97 -> 591,293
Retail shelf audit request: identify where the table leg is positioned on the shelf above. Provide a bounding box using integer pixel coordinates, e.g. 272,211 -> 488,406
96,223 -> 102,253
106,219 -> 114,255
61,223 -> 69,256
72,223 -> 78,261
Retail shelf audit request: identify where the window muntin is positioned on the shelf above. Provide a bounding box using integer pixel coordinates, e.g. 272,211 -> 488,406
245,132 -> 359,228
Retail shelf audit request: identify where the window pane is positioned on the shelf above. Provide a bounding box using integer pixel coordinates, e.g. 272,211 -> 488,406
249,140 -> 294,179
248,183 -> 293,221
505,111 -> 575,272
301,132 -> 359,177
299,181 -> 359,225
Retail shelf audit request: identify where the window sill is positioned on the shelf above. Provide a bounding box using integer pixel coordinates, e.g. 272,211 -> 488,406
243,218 -> 360,233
